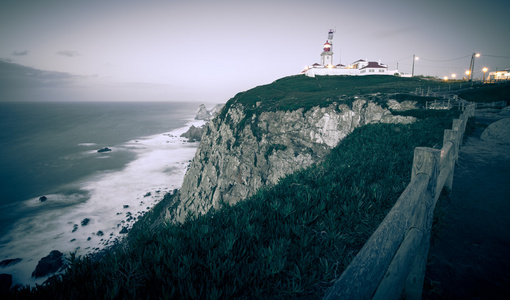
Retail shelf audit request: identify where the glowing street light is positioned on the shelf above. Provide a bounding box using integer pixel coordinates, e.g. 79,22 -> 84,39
443,76 -> 448,81
482,67 -> 488,81
451,73 -> 457,79
412,54 -> 419,76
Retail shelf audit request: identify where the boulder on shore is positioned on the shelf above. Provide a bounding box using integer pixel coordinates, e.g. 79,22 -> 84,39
481,118 -> 510,144
32,250 -> 65,278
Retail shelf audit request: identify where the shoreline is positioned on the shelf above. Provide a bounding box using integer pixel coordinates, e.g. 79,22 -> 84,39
0,115 -> 206,288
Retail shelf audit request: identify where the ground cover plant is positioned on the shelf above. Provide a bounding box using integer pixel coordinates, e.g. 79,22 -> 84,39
11,109 -> 461,299
458,81 -> 510,103
218,75 -> 453,122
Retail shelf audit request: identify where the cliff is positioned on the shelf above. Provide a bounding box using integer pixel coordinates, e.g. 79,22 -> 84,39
168,92 -> 417,222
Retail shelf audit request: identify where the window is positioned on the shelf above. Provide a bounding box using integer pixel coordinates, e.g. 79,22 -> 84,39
369,69 -> 375,73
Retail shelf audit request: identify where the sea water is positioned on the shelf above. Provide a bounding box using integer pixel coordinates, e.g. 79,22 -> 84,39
0,101 -> 205,286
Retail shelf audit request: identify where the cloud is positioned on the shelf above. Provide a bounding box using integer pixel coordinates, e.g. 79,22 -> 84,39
0,60 -> 81,88
56,50 -> 81,57
0,60 -> 91,101
12,50 -> 28,56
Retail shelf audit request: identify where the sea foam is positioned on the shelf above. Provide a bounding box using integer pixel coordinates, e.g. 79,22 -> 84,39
0,118 -> 205,287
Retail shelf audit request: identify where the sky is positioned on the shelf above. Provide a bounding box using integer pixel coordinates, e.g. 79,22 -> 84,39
1,0 -> 509,102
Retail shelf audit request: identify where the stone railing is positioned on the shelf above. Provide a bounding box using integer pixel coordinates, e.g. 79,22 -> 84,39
324,104 -> 475,299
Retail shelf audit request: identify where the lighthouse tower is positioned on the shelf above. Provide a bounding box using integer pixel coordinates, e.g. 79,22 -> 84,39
321,29 -> 334,67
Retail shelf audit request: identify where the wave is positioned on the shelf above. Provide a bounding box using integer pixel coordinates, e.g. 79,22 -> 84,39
0,118 -> 205,287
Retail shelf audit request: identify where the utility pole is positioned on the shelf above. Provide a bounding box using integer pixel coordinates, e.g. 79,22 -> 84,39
412,54 -> 416,77
412,54 -> 418,77
468,53 -> 480,82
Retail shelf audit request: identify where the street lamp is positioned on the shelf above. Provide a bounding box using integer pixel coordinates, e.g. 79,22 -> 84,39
451,73 -> 457,79
482,67 -> 488,82
412,54 -> 419,76
468,53 -> 480,82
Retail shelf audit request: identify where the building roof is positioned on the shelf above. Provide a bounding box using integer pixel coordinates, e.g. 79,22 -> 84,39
359,61 -> 387,70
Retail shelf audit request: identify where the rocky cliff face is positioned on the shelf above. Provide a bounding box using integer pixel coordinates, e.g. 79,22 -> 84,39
169,98 -> 417,223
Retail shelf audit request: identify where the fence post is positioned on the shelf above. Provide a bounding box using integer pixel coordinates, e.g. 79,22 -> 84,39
452,119 -> 464,145
443,129 -> 459,190
404,148 -> 440,300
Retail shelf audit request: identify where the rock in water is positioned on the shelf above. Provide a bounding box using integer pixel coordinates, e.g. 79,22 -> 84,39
195,104 -> 211,120
39,196 -> 47,202
0,258 -> 22,267
180,125 -> 205,142
32,250 -> 64,278
97,147 -> 112,153
481,118 -> 510,144
0,274 -> 12,294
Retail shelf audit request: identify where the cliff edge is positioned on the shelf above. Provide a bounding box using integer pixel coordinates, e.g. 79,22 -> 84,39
168,93 -> 417,222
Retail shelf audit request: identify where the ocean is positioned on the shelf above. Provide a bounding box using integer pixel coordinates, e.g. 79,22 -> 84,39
0,101 -> 205,286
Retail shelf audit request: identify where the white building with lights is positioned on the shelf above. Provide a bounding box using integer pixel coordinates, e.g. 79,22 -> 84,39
487,69 -> 510,81
302,30 -> 403,77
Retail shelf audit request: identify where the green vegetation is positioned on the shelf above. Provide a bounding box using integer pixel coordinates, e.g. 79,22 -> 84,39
219,75 -> 450,120
218,75 -> 451,144
458,82 -> 510,103
12,109 -> 461,299
392,93 -> 441,104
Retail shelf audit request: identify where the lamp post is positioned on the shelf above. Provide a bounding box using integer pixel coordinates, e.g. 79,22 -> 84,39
412,54 -> 418,76
468,53 -> 480,82
482,67 -> 488,82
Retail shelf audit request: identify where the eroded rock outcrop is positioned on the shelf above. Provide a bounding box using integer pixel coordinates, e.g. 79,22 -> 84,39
32,250 -> 65,278
167,98 -> 416,223
180,125 -> 206,142
195,104 -> 225,121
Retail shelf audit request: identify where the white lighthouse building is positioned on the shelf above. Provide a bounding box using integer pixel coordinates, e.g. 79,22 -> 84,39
302,30 -> 402,77
320,30 -> 334,67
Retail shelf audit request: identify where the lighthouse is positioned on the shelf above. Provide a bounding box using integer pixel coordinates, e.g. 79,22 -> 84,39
321,29 -> 334,67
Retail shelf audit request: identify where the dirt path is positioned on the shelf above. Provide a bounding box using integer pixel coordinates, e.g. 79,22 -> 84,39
424,111 -> 510,299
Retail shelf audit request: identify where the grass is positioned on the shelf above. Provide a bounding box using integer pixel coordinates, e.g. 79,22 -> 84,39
219,75 -> 452,119
217,75 -> 453,143
458,81 -> 510,103
10,108 -> 461,299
